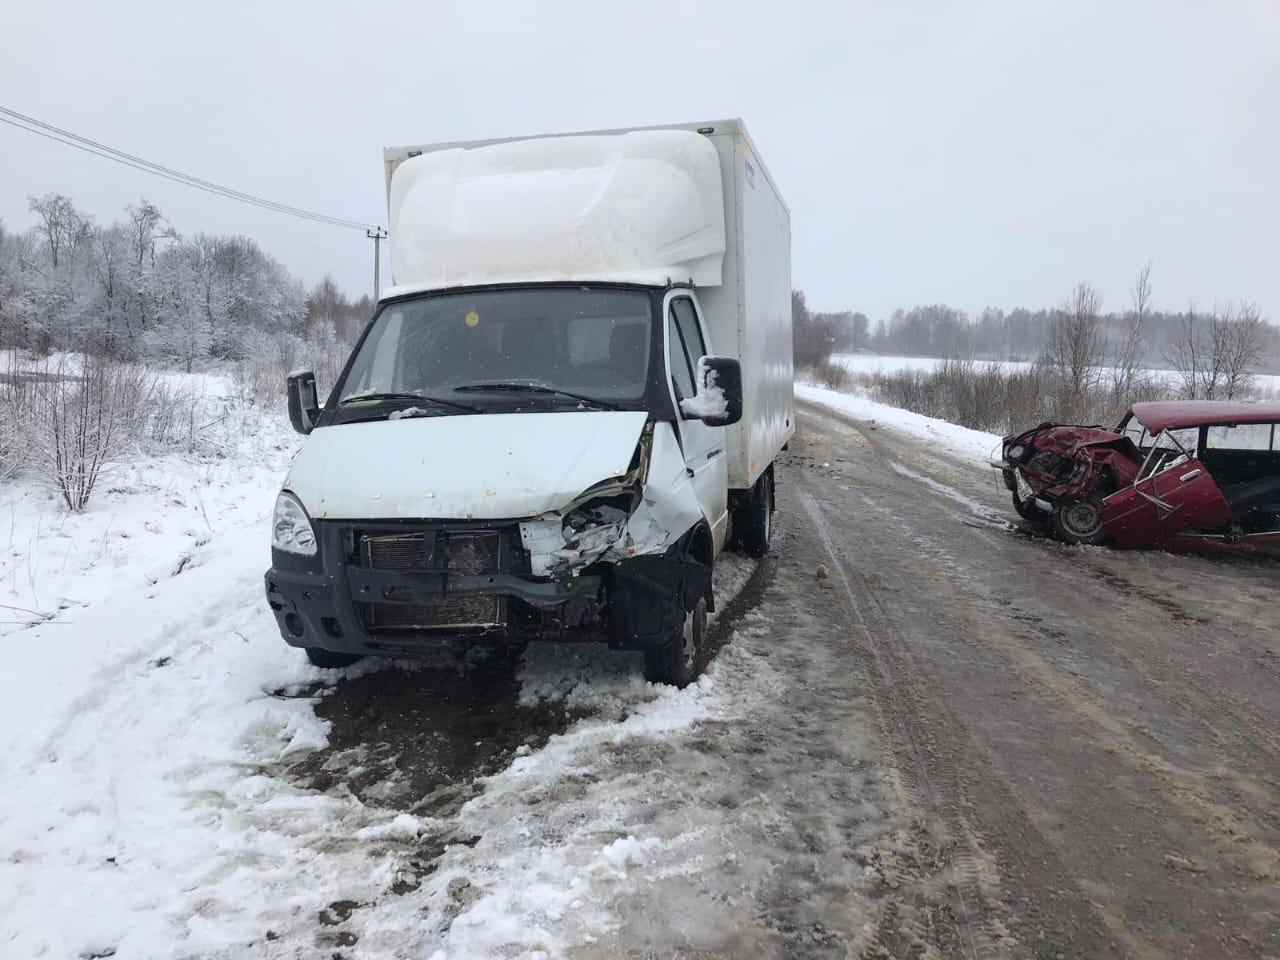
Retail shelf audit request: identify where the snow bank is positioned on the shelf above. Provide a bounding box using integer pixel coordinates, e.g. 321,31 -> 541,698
0,372 -> 373,958
796,381 -> 1002,466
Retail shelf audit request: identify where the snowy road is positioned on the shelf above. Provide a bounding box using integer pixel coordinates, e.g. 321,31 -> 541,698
4,399 -> 1279,958
783,400 -> 1280,959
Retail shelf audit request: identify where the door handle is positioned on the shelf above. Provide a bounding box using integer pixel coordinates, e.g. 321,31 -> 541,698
1179,469 -> 1202,482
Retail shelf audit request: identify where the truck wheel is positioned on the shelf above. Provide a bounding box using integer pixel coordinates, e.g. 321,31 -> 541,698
305,647 -> 364,669
1052,498 -> 1110,546
739,470 -> 774,557
644,595 -> 707,688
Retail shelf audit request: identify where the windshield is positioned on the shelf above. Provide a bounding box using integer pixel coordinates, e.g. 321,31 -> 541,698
337,287 -> 654,410
1120,414 -> 1197,453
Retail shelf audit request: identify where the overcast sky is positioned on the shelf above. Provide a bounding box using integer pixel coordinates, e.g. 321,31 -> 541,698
3,1 -> 1277,321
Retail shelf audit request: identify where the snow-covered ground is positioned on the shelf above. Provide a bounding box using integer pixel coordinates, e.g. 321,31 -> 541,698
833,352 -> 1280,395
0,371 -> 293,637
795,381 -> 1002,467
0,367 -> 767,959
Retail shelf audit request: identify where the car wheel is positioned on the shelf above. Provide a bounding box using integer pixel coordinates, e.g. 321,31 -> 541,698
739,470 -> 774,557
1052,498 -> 1110,546
643,595 -> 708,688
305,647 -> 364,669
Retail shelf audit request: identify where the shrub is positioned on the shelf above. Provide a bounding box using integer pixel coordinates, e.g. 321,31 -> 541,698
866,357 -> 1175,435
809,361 -> 852,391
233,330 -> 352,411
27,355 -> 151,511
0,353 -> 32,482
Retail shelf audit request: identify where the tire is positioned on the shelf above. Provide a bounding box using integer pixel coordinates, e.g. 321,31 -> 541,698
643,595 -> 708,688
1052,498 -> 1110,546
304,647 -> 364,669
739,470 -> 774,558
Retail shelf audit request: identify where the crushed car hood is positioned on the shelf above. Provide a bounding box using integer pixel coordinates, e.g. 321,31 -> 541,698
286,411 -> 649,520
1013,424 -> 1139,460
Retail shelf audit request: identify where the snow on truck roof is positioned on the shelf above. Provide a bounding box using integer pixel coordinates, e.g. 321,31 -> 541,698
382,129 -> 727,296
1131,400 -> 1280,432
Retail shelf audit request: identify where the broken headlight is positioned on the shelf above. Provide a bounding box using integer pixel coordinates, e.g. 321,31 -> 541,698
272,491 -> 317,556
563,497 -> 631,543
558,426 -> 654,545
1006,443 -> 1027,463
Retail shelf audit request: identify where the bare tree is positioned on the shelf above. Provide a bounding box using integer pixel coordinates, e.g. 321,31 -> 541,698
1044,282 -> 1106,410
28,193 -> 91,269
1167,302 -> 1264,400
1111,261 -> 1151,401
1218,302 -> 1265,398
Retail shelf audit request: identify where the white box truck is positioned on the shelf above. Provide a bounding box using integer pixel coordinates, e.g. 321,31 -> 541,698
265,119 -> 792,686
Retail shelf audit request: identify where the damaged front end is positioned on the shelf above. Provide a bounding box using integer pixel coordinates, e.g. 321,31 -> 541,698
998,425 -> 1140,503
994,423 -> 1143,544
265,419 -> 714,657
516,419 -> 713,647
518,423 -> 657,578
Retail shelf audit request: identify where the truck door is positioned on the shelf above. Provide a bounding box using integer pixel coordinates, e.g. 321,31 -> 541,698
665,293 -> 730,550
1100,439 -> 1231,548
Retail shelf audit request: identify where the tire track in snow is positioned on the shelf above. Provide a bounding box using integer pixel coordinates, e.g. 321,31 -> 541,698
795,483 -> 1011,960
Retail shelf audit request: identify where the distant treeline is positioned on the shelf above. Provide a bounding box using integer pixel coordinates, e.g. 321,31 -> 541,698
0,193 -> 370,370
794,284 -> 1280,372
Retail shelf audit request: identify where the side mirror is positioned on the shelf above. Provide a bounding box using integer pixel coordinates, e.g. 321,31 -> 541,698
287,370 -> 320,435
680,356 -> 743,427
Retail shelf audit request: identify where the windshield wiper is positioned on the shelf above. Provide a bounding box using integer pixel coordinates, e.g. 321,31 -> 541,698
338,391 -> 481,413
452,381 -> 620,411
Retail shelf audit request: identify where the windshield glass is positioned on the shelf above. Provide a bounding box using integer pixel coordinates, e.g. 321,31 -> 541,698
338,288 -> 653,408
1120,415 -> 1197,453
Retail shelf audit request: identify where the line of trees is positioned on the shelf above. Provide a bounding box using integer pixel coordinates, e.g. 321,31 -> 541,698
795,263 -> 1279,402
0,193 -> 370,370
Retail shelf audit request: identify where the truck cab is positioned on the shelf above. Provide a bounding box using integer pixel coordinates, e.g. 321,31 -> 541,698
265,121 -> 792,686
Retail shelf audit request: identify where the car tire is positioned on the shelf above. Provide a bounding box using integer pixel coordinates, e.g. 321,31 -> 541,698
644,595 -> 708,688
1052,497 -> 1110,546
739,469 -> 774,557
304,647 -> 364,669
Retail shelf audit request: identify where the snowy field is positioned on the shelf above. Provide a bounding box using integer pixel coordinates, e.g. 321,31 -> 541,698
832,352 -> 1280,395
0,367 -> 766,959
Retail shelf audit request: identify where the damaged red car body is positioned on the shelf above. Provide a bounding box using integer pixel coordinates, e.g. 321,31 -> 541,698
995,401 -> 1280,554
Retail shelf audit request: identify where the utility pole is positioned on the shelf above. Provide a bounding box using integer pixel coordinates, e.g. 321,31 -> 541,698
366,227 -> 387,299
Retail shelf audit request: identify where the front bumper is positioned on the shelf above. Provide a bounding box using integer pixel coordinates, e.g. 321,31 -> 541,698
263,519 -> 695,657
263,563 -> 603,655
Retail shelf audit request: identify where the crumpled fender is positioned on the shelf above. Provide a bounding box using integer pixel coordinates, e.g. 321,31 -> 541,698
518,421 -> 705,578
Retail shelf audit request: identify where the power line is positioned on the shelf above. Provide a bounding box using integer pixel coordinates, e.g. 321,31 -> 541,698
0,105 -> 378,232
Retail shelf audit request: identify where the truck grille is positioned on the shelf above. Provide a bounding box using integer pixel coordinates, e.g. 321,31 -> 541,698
358,531 -> 499,574
356,529 -> 504,631
361,533 -> 427,570
363,596 -> 502,630
441,532 -> 499,574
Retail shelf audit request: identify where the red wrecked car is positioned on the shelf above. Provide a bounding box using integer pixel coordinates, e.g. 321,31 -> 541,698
995,400 -> 1280,554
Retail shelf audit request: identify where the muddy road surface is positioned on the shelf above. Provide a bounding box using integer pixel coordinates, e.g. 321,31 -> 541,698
269,403 -> 1277,959
781,400 -> 1279,959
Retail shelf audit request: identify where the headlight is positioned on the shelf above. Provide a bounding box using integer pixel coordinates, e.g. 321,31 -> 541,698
563,498 -> 629,538
1006,443 -> 1027,463
272,492 -> 317,555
